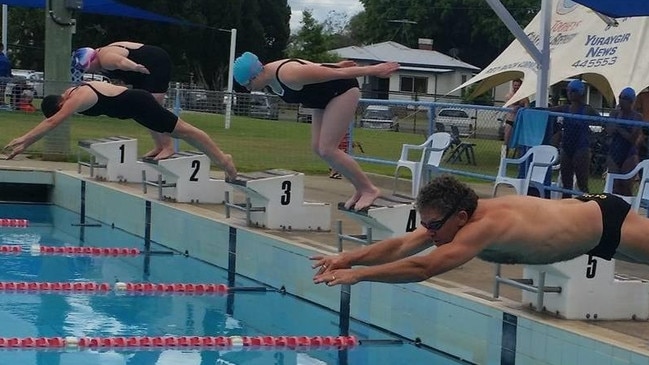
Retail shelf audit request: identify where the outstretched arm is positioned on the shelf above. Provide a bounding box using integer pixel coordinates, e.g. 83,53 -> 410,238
100,52 -> 150,74
279,61 -> 399,87
313,239 -> 483,285
325,60 -> 357,68
311,227 -> 434,274
3,91 -> 86,159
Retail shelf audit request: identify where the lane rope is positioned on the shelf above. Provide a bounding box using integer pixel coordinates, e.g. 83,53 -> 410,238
0,244 -> 176,257
0,335 -> 370,349
0,281 -> 269,295
0,219 -> 29,228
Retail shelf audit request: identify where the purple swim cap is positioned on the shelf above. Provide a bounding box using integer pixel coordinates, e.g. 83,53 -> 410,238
71,47 -> 96,73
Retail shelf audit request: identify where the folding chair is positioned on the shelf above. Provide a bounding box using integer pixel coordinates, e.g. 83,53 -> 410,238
393,132 -> 452,198
492,145 -> 559,197
445,125 -> 476,165
604,159 -> 649,213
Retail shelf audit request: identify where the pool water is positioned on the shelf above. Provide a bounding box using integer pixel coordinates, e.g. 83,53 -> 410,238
0,203 -> 469,365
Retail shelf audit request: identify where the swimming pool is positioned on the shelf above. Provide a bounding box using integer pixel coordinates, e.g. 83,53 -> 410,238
1,168 -> 648,365
0,202 -> 469,365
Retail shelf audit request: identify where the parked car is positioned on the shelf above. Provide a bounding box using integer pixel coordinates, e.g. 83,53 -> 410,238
247,91 -> 279,120
4,70 -> 43,102
359,105 -> 399,131
82,73 -> 111,83
436,108 -> 474,137
297,105 -> 312,123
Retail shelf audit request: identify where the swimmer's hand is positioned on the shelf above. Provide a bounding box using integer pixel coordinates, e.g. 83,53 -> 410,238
134,64 -> 150,75
372,62 -> 400,78
3,137 -> 27,160
310,254 -> 350,276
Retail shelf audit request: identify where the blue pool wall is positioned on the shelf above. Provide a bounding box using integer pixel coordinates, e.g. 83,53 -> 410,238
10,169 -> 649,365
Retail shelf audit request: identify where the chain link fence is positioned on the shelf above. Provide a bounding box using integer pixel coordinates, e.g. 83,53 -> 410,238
12,80 -> 647,197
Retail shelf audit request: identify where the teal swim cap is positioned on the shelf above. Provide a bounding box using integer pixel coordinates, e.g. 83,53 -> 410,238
233,52 -> 263,86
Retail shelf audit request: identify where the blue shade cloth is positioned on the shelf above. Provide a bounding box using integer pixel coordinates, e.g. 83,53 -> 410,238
509,108 -> 550,148
572,0 -> 649,18
1,0 -> 189,24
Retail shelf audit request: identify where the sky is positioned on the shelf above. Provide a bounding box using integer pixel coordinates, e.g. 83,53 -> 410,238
287,0 -> 363,32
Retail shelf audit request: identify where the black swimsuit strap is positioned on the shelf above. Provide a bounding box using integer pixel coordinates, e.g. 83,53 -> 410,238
275,59 -> 308,90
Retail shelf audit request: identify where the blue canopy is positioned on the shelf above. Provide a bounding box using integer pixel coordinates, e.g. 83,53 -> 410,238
0,0 -> 188,24
571,0 -> 649,18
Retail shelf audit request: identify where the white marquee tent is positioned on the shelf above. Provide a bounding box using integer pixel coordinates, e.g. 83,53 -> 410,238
455,0 -> 649,105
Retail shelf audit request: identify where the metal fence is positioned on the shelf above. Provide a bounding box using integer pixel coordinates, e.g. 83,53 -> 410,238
162,88 -> 635,196
15,80 -> 649,197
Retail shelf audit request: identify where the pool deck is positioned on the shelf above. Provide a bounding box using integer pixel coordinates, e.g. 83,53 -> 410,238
1,157 -> 649,351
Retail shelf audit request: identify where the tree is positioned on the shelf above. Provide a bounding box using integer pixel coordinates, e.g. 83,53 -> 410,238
357,0 -> 539,68
286,10 -> 339,62
6,7 -> 46,70
4,0 -> 291,90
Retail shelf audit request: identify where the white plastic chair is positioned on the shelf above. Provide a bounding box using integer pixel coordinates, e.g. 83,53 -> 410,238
393,132 -> 452,197
492,145 -> 559,197
604,159 -> 649,212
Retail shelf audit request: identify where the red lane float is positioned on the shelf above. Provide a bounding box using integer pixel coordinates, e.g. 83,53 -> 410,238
0,335 -> 359,349
0,245 -> 22,254
0,281 -> 231,294
0,219 -> 29,228
30,244 -> 141,256
0,244 -> 142,256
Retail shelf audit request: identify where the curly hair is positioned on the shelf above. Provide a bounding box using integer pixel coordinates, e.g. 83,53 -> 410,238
416,174 -> 479,217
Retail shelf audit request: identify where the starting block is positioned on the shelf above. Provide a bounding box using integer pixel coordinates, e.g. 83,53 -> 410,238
337,195 -> 418,245
495,255 -> 649,320
141,151 -> 230,204
225,169 -> 330,231
77,136 -> 153,182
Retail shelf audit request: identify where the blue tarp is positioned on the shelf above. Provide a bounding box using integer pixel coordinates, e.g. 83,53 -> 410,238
0,0 -> 188,24
572,0 -> 649,18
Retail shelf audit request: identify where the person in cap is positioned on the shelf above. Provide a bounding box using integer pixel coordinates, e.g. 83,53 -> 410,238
312,175 -> 649,286
233,51 -> 400,211
2,81 -> 237,181
549,79 -> 600,197
71,41 -> 174,160
607,87 -> 643,196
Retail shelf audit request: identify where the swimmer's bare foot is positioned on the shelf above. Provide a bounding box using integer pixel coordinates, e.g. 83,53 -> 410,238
352,187 -> 381,211
153,148 -> 176,160
344,191 -> 362,210
143,148 -> 162,158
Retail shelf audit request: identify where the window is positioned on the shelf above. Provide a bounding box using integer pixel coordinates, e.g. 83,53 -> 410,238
400,76 -> 428,93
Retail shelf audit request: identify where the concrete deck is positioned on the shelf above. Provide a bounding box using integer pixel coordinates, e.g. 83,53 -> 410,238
1,156 -> 648,348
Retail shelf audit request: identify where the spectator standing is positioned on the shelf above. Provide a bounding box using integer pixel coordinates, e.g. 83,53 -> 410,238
607,87 -> 642,196
633,88 -> 649,160
0,43 -> 12,106
550,79 -> 600,197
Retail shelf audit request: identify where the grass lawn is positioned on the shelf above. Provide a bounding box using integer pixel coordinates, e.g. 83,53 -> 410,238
0,110 -> 606,191
0,111 -> 439,176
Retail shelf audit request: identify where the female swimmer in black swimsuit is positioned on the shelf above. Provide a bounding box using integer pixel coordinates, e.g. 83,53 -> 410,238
233,52 -> 399,211
3,81 -> 237,181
